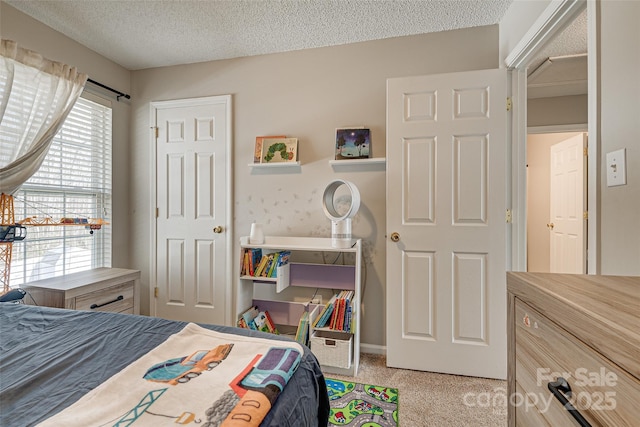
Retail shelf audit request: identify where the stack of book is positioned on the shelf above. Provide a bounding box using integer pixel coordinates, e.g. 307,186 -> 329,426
312,291 -> 354,333
241,249 -> 291,278
237,305 -> 279,334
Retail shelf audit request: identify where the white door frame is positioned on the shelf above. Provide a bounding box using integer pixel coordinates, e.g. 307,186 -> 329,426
149,95 -> 233,324
505,0 -> 599,274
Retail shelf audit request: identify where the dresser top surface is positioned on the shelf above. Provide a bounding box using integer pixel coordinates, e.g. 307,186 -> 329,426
508,272 -> 640,379
23,268 -> 140,292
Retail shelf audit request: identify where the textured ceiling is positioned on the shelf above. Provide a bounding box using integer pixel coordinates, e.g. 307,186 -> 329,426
528,8 -> 587,74
527,8 -> 588,98
6,0 -> 514,70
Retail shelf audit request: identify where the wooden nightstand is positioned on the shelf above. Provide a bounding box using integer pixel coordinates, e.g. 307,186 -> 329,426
23,268 -> 140,314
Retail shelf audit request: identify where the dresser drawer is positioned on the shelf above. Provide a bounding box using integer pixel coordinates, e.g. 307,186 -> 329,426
515,300 -> 640,426
74,281 -> 134,313
514,381 -> 553,426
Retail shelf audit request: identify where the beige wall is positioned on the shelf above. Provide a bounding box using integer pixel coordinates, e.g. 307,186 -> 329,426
1,2 -> 133,271
528,95 -> 588,127
598,0 -> 640,274
130,26 -> 500,348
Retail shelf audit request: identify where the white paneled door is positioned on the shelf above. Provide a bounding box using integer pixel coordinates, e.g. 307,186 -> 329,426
152,96 -> 231,325
549,133 -> 587,273
386,69 -> 507,379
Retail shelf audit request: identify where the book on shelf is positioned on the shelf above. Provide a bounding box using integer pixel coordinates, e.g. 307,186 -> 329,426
254,135 -> 286,163
344,291 -> 353,332
250,248 -> 261,275
263,310 -> 279,334
253,255 -> 270,277
276,250 -> 291,268
330,290 -> 347,330
294,311 -> 309,346
266,253 -> 278,277
269,250 -> 290,278
253,311 -> 269,332
238,305 -> 260,330
241,250 -> 249,276
241,248 -> 263,276
261,253 -> 275,277
260,137 -> 298,164
332,292 -> 343,329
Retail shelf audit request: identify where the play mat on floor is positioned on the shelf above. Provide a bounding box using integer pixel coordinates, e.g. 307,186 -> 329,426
326,378 -> 399,426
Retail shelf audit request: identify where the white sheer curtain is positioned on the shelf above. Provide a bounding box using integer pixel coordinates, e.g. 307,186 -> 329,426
0,39 -> 87,195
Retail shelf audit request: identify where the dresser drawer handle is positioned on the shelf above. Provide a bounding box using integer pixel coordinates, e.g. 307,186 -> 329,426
90,295 -> 124,310
548,377 -> 592,427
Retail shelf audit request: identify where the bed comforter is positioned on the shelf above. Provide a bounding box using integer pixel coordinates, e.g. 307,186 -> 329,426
0,303 -> 329,426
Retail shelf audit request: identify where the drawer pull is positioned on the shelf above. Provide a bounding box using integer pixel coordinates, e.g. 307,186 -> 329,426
90,295 -> 124,310
548,377 -> 592,427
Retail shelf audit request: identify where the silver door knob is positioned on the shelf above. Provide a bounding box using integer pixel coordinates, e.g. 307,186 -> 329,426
390,232 -> 400,242
213,226 -> 223,233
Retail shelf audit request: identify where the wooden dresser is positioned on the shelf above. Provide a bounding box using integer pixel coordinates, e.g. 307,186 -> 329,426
507,272 -> 639,426
23,268 -> 140,314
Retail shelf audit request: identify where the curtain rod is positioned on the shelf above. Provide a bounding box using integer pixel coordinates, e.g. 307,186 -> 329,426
87,78 -> 131,101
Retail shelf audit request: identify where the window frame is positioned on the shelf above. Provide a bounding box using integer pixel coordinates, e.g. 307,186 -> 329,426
8,92 -> 113,286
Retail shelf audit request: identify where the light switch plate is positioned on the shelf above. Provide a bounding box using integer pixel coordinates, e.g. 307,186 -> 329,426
606,148 -> 627,187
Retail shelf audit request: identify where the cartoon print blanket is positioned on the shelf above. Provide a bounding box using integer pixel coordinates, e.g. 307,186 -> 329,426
37,323 -> 303,427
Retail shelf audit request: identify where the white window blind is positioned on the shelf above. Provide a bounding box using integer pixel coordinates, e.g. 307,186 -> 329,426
9,94 -> 112,285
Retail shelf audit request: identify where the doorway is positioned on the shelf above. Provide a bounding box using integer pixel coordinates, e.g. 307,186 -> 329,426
506,0 -> 595,273
527,130 -> 587,273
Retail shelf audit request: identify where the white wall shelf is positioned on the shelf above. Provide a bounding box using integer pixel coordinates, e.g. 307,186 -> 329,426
329,157 -> 386,171
239,235 -> 361,376
248,161 -> 301,168
329,157 -> 386,165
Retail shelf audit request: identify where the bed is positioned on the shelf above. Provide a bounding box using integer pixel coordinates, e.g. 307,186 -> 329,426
0,303 -> 330,426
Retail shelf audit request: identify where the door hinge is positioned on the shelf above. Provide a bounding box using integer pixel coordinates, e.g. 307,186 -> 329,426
506,209 -> 512,223
154,287 -> 159,298
583,211 -> 588,220
584,147 -> 588,156
506,97 -> 512,112
156,207 -> 159,218
151,126 -> 158,138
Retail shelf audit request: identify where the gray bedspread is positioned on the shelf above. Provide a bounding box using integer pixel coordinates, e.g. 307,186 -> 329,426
0,303 -> 329,426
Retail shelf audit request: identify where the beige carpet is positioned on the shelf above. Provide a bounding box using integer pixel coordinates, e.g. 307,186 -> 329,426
326,353 -> 507,427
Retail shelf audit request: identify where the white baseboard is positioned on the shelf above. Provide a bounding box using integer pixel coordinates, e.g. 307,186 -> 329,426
360,342 -> 386,356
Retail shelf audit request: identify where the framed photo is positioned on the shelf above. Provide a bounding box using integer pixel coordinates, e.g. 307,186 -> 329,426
260,137 -> 298,163
254,135 -> 285,163
335,128 -> 371,160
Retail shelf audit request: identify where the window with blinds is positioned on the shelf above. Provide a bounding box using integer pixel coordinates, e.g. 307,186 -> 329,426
9,94 -> 112,285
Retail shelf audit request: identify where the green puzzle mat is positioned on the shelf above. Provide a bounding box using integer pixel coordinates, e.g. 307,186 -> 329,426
326,378 -> 399,426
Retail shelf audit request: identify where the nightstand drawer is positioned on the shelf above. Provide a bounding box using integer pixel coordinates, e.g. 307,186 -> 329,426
515,300 -> 640,426
75,281 -> 134,313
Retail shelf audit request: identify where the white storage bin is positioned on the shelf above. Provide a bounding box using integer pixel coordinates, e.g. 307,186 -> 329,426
311,330 -> 352,369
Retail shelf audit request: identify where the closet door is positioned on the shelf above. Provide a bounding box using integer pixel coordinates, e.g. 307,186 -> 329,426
152,95 -> 232,326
